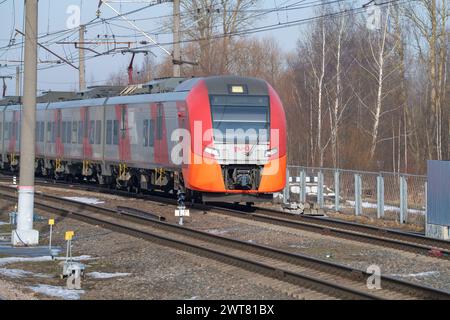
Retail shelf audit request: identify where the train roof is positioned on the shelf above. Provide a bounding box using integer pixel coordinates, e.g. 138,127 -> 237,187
0,75 -> 270,112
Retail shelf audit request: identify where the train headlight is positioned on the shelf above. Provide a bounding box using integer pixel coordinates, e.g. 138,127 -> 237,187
265,147 -> 278,158
204,146 -> 220,157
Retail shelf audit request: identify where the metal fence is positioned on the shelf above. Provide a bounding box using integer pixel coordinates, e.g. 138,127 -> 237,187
285,166 -> 427,225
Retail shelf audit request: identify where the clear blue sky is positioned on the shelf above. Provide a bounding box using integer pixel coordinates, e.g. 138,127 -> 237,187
0,0 -> 368,94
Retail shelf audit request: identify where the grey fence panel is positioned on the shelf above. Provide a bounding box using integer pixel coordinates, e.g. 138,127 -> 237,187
427,160 -> 450,226
287,165 -> 427,226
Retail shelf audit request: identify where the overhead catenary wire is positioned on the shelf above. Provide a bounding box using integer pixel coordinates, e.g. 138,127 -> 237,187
0,0 -> 412,87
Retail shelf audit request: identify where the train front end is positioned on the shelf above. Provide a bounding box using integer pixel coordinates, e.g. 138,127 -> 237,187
182,76 -> 286,203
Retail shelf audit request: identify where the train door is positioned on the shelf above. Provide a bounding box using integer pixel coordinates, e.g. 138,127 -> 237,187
115,104 -> 130,162
175,101 -> 189,166
55,109 -> 64,158
154,102 -> 168,164
81,106 -> 92,160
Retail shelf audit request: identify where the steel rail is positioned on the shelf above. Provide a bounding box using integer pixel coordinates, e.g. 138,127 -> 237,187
1,185 -> 449,300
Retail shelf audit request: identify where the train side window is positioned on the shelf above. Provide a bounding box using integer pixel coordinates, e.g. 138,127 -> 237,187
62,122 -> 66,143
113,120 -> 119,145
39,122 -> 44,142
35,123 -> 39,142
106,120 -> 112,145
143,119 -> 149,147
46,122 -> 51,143
95,120 -> 101,145
78,121 -> 83,144
89,120 -> 95,145
71,121 -> 77,144
50,122 -> 55,143
149,119 -> 155,147
65,121 -> 71,144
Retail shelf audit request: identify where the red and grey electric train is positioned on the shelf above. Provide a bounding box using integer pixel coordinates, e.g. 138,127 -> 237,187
0,76 -> 286,203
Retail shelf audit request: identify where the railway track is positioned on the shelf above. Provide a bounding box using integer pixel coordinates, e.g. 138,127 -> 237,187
1,174 -> 449,261
0,184 -> 449,300
207,204 -> 450,260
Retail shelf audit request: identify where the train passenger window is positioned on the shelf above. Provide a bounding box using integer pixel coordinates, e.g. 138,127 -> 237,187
89,120 -> 95,145
72,121 -> 78,144
47,122 -> 51,143
40,122 -> 43,142
113,120 -> 119,145
62,122 -> 67,143
95,120 -> 101,145
143,120 -> 149,147
65,122 -> 71,144
106,120 -> 112,145
78,121 -> 83,144
52,122 -> 56,143
149,119 -> 155,147
38,122 -> 44,142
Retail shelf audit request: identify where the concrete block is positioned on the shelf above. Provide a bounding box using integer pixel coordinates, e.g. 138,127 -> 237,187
11,229 -> 39,246
426,224 -> 449,240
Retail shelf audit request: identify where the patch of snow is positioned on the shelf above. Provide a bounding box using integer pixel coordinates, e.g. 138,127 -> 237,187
0,255 -> 93,266
0,268 -> 34,278
28,284 -> 84,300
0,268 -> 51,278
0,221 -> 9,225
54,255 -> 93,262
389,271 -> 439,278
288,244 -> 308,249
342,200 -> 425,215
206,229 -> 228,235
0,256 -> 53,266
62,197 -> 105,205
87,272 -> 131,279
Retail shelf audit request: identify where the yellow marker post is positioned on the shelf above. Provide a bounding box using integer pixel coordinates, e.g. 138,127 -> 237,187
48,219 -> 55,250
65,231 -> 75,262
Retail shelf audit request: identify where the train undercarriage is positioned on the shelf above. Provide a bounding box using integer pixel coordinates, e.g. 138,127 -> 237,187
0,155 -> 272,205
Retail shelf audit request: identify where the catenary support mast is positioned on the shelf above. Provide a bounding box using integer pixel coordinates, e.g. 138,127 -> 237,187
13,0 -> 39,246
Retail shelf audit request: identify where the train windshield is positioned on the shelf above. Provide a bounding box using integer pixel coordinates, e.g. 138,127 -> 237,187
210,95 -> 270,144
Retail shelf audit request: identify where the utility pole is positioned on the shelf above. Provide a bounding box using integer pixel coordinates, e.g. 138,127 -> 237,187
173,0 -> 181,77
15,66 -> 20,96
79,25 -> 86,91
12,0 -> 39,245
